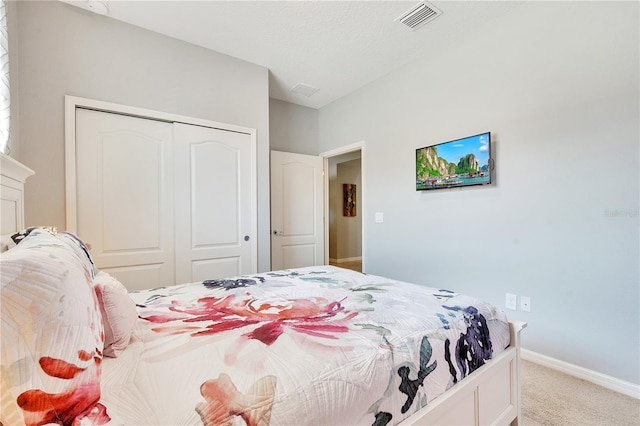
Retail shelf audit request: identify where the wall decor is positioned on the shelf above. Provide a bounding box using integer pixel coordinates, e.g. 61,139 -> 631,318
343,184 -> 356,217
416,132 -> 493,191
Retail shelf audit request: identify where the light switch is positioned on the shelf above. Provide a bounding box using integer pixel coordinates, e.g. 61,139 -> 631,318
505,293 -> 517,311
375,212 -> 384,223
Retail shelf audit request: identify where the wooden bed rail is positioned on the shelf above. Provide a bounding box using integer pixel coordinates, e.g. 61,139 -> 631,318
509,320 -> 528,426
510,320 -> 528,349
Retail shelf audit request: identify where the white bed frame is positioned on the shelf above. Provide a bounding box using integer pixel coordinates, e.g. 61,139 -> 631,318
0,153 -> 34,238
400,321 -> 527,426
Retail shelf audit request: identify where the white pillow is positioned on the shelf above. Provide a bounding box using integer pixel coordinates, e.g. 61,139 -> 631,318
0,234 -> 15,252
94,271 -> 138,357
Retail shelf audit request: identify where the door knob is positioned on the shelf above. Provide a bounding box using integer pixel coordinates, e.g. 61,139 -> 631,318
244,235 -> 250,241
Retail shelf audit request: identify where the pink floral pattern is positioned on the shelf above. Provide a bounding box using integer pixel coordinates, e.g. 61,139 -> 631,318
196,374 -> 276,426
141,293 -> 358,346
16,349 -> 109,426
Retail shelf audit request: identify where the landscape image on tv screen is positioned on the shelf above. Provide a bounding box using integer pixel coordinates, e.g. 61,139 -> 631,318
416,132 -> 491,190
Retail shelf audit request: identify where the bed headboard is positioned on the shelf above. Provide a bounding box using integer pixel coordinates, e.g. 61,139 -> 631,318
1,153 -> 34,250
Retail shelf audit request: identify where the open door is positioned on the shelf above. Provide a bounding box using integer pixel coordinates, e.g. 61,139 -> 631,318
270,150 -> 324,270
327,153 -> 362,272
321,142 -> 365,273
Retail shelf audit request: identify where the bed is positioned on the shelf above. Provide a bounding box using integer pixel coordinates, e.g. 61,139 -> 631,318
1,228 -> 526,426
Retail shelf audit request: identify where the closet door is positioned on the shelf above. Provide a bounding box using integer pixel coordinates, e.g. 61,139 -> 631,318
173,123 -> 255,283
75,109 -> 174,290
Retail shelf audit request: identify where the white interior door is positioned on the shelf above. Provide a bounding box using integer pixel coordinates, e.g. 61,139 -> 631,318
173,123 -> 256,283
270,150 -> 324,270
75,108 -> 175,290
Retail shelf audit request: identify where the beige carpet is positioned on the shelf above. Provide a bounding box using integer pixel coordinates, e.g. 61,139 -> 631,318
521,360 -> 640,425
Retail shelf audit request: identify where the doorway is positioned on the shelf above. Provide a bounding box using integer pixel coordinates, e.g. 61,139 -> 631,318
321,142 -> 365,273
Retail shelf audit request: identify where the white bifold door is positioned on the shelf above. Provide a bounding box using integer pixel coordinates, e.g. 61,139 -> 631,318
73,108 -> 255,290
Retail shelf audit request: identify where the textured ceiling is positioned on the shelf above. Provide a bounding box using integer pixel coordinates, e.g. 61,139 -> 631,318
61,1 -> 525,109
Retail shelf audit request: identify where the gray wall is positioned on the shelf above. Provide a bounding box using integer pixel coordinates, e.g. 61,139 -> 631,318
11,1 -> 271,271
269,98 -> 318,155
318,2 -> 639,384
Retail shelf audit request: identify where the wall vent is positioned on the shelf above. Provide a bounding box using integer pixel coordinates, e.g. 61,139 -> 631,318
396,1 -> 442,31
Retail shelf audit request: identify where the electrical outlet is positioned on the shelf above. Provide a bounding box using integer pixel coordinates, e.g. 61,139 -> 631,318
505,293 -> 517,311
521,296 -> 531,312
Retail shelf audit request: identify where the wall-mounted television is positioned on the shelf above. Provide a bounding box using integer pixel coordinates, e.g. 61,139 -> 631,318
416,132 -> 492,191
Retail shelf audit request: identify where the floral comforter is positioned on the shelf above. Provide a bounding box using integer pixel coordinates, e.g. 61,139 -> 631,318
100,266 -> 510,426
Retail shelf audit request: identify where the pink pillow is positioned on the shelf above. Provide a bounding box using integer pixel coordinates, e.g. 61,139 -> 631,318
94,271 -> 138,357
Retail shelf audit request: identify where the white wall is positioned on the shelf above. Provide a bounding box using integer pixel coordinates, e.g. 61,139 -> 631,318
318,2 -> 639,384
269,98 -> 318,155
11,1 -> 271,271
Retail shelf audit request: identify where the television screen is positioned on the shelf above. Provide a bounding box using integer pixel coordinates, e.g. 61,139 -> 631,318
416,132 -> 492,191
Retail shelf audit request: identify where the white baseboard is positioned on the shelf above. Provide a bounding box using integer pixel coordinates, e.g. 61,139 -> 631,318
521,349 -> 640,399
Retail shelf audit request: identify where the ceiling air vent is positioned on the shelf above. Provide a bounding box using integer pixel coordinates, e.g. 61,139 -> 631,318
290,83 -> 320,98
396,1 -> 442,31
